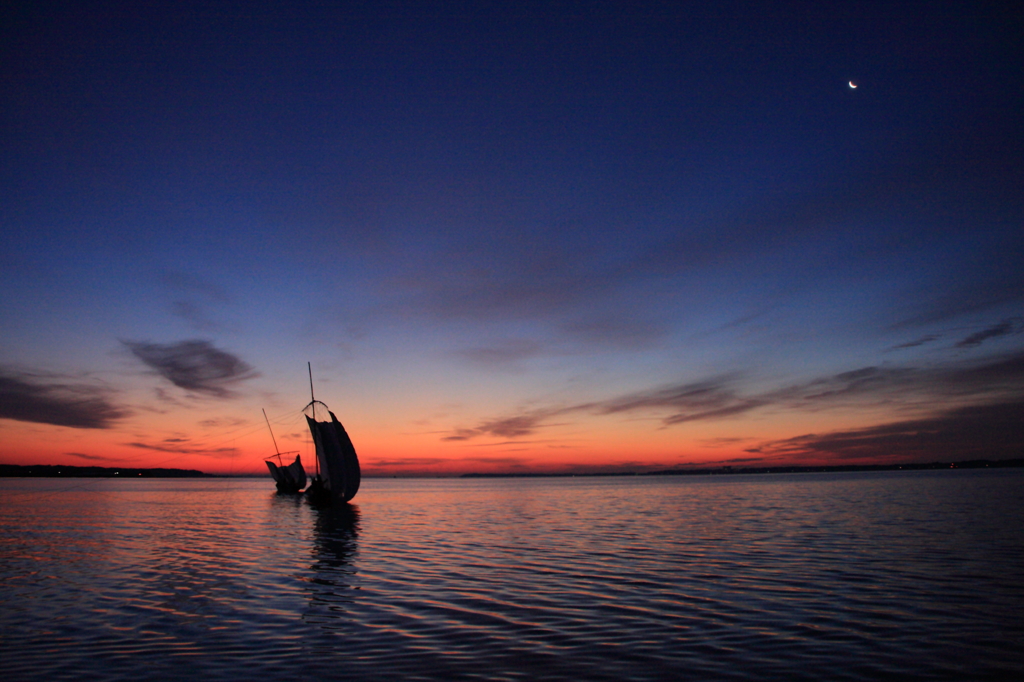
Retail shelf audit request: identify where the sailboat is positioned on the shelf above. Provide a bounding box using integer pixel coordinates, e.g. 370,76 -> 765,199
263,408 -> 307,493
304,363 -> 360,504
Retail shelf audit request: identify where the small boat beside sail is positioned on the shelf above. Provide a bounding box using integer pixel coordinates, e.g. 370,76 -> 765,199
263,408 -> 307,493
304,363 -> 360,504
266,454 -> 306,493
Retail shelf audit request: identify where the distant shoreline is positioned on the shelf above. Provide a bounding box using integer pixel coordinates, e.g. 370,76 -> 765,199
461,458 -> 1024,478
0,464 -> 213,478
3,458 -> 1022,479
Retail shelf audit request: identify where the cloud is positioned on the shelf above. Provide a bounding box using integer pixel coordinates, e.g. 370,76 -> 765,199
151,386 -> 188,407
399,258 -> 625,327
888,334 -> 940,350
590,364 -> 927,427
697,437 -> 754,448
938,351 -> 1024,398
0,369 -> 127,428
363,455 -> 537,475
956,318 -> 1022,348
443,408 -> 569,440
443,378 -> 765,441
453,339 -> 545,368
171,301 -> 221,332
314,112 -> 1020,370
443,350 -> 1024,441
65,452 -> 118,461
889,272 -> 1024,330
598,377 -> 736,413
368,457 -> 450,467
597,376 -> 767,425
450,318 -> 668,371
773,352 -> 1024,409
159,271 -> 230,302
461,456 -> 533,466
158,271 -> 232,333
787,366 -> 918,404
198,417 -> 248,428
752,400 -> 1024,463
560,316 -> 669,350
123,340 -> 258,397
126,440 -> 239,458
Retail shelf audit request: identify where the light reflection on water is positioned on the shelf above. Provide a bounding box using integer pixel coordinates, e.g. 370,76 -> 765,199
1,471 -> 1022,680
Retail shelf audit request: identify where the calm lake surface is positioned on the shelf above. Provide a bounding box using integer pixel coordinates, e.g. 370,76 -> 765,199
1,471 -> 1022,680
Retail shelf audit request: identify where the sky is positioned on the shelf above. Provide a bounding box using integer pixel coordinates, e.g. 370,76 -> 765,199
2,1 -> 1022,475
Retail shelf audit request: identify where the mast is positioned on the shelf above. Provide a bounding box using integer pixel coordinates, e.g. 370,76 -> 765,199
308,361 -> 319,477
303,360 -> 360,503
308,362 -> 315,414
262,408 -> 281,461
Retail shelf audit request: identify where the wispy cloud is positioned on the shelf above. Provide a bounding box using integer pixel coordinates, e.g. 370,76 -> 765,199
460,456 -> 533,466
956,318 -> 1022,348
123,340 -> 258,397
786,366 -> 918,405
935,351 -> 1024,398
443,408 -> 570,440
158,271 -> 232,332
559,316 -> 669,350
308,116 -> 1021,371
65,452 -> 119,461
0,369 -> 127,428
890,274 -> 1024,330
453,339 -> 545,368
171,301 -> 221,332
159,271 -> 230,302
198,417 -> 248,428
444,350 -> 1024,441
697,437 -> 754,448
367,457 -> 451,467
597,376 -> 767,425
750,400 -> 1024,463
450,318 -> 668,371
126,439 -> 239,458
889,334 -> 940,350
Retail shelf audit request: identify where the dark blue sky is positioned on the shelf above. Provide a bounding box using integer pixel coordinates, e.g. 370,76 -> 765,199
2,1 -> 1022,473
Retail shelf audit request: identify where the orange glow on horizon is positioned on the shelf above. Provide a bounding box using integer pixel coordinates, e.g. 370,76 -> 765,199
2,398 -> 944,476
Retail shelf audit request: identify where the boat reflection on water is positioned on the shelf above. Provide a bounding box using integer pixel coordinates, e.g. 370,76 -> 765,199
312,502 -> 360,566
305,502 -> 360,627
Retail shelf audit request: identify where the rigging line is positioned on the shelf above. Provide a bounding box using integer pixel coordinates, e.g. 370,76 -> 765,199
132,407 -> 308,469
46,419 -> 275,477
197,407 -> 306,443
163,408 -> 307,471
3,411 -> 313,501
7,410 -> 311,499
263,408 -> 281,455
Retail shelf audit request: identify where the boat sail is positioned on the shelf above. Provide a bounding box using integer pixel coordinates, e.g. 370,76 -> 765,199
263,408 -> 306,493
304,364 -> 360,504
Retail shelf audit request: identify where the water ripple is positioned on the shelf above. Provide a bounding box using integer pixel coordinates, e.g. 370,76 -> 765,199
2,471 -> 1023,680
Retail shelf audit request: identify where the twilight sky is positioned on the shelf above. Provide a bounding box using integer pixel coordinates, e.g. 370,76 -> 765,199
2,1 -> 1022,475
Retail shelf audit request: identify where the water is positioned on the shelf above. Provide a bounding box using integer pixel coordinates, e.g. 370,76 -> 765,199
1,471 -> 1022,681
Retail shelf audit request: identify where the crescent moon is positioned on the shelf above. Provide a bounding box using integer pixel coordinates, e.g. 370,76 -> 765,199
849,81 -> 857,89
